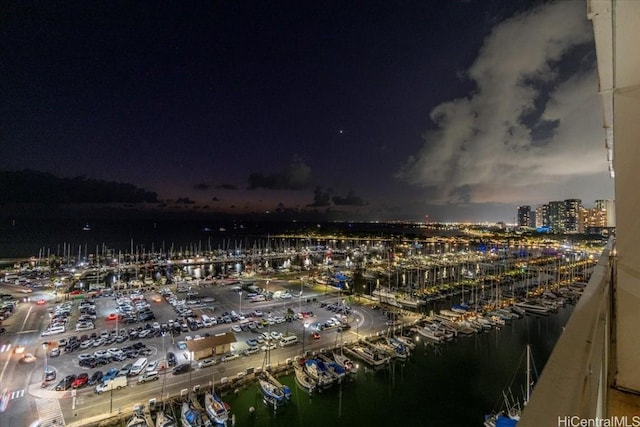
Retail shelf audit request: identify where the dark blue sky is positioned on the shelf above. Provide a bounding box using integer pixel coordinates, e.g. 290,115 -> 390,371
1,1 -> 612,222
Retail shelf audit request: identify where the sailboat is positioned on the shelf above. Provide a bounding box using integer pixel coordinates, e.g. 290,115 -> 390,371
204,391 -> 229,426
259,377 -> 288,408
181,401 -> 212,427
303,358 -> 336,390
127,412 -> 151,427
204,365 -> 229,426
332,351 -> 358,375
155,409 -> 177,427
293,358 -> 317,393
484,344 -> 536,427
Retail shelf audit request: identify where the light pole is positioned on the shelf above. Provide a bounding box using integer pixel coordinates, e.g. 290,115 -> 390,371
161,332 -> 167,407
42,342 -> 48,385
239,291 -> 242,316
302,322 -> 309,357
299,277 -> 304,315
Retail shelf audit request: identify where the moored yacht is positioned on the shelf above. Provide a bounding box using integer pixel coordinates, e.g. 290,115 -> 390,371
127,413 -> 151,427
514,301 -> 550,316
258,378 -> 288,408
293,359 -> 316,393
346,344 -> 390,367
155,409 -> 176,427
303,358 -> 336,390
416,326 -> 444,343
204,391 -> 229,426
181,401 -> 212,427
332,352 -> 359,375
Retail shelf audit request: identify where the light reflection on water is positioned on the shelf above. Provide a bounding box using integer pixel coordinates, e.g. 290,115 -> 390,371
218,306 -> 573,427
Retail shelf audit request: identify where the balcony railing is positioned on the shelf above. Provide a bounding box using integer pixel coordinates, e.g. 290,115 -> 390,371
519,238 -> 614,426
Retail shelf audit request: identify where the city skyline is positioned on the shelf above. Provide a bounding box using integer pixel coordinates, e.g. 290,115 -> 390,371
1,0 -> 614,222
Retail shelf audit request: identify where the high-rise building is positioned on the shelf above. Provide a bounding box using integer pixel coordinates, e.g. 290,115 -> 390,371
535,204 -> 549,229
548,201 -> 565,233
595,199 -> 616,227
517,205 -> 532,228
564,199 -> 582,234
583,206 -> 607,229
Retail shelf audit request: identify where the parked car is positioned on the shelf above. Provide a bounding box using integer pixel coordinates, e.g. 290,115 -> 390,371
72,373 -> 89,389
44,367 -> 57,381
198,358 -> 215,369
118,363 -> 133,377
243,346 -> 260,356
261,342 -> 276,352
172,363 -> 190,375
87,371 -> 103,386
138,371 -> 159,383
55,375 -> 76,391
221,352 -> 239,362
167,352 -> 177,367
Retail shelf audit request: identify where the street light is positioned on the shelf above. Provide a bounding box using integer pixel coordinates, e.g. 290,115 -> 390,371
161,332 -> 167,407
299,277 -> 304,315
42,342 -> 48,386
239,291 -> 242,316
302,322 -> 309,357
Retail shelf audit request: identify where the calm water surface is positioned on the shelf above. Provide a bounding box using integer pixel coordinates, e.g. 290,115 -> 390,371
217,306 -> 572,427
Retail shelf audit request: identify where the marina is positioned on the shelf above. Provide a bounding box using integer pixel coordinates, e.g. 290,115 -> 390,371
0,220 -> 601,427
45,301 -> 572,427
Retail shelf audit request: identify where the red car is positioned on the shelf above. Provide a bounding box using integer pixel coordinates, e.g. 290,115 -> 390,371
312,332 -> 321,340
72,373 -> 89,389
36,299 -> 46,305
106,313 -> 118,321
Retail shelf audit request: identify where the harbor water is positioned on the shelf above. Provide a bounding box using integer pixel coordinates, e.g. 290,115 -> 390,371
218,305 -> 573,427
0,217 -> 577,426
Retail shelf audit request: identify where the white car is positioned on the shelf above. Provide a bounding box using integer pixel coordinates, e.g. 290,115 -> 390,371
243,346 -> 260,356
261,342 -> 276,352
198,358 -> 216,368
21,353 -> 37,363
108,348 -> 123,357
146,360 -> 159,372
231,325 -> 242,333
138,371 -> 159,383
94,349 -> 110,358
221,353 -> 239,362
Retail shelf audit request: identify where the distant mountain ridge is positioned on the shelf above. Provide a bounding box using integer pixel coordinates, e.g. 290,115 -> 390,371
0,169 -> 158,204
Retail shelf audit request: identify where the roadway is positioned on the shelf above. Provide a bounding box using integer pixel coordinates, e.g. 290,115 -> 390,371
0,284 -> 55,426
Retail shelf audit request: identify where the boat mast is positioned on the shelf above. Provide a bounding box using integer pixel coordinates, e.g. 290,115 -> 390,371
525,344 -> 531,404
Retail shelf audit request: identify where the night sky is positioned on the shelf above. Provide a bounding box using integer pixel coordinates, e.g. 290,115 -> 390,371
1,0 -> 614,222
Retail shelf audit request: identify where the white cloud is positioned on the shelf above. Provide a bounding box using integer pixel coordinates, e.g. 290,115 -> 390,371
398,0 -> 613,207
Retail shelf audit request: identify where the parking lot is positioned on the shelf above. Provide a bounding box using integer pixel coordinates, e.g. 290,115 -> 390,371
39,279 -> 381,395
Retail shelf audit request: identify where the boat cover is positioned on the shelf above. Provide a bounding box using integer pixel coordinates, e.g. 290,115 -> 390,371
496,416 -> 518,427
